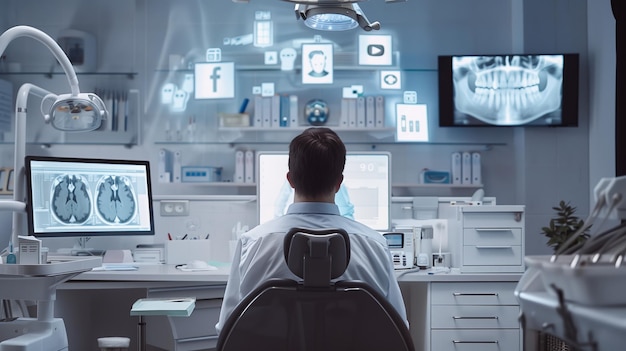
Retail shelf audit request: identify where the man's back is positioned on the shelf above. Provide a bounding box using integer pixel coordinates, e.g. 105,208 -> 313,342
216,202 -> 408,334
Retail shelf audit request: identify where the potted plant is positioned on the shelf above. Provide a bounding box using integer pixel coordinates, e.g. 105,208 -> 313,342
540,200 -> 590,253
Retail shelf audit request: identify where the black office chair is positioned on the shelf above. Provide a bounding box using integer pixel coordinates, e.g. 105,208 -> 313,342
217,227 -> 415,351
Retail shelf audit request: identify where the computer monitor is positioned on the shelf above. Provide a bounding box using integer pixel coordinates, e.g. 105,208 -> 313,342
257,151 -> 391,232
25,156 -> 155,238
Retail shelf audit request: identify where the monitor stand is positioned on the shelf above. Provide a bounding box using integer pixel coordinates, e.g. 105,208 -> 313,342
70,237 -> 105,256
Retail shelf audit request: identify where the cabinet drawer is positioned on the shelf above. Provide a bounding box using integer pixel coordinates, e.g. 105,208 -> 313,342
147,285 -> 226,300
431,329 -> 520,351
463,211 -> 524,228
462,245 -> 522,266
431,282 -> 518,305
464,228 -> 522,246
169,298 -> 222,339
431,305 -> 520,329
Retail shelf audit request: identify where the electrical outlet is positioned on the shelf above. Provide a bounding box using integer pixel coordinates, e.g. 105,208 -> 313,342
160,200 -> 190,216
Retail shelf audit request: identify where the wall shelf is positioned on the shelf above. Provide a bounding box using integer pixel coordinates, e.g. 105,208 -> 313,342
155,51 -> 408,73
0,71 -> 138,79
154,182 -> 483,197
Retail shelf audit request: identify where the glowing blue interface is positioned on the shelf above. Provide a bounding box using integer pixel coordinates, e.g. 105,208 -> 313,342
257,152 -> 391,231
26,157 -> 154,237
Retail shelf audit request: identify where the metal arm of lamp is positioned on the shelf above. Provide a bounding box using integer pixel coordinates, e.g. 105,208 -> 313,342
0,25 -> 108,249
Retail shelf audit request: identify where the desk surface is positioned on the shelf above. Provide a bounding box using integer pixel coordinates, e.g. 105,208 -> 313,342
65,264 -> 522,287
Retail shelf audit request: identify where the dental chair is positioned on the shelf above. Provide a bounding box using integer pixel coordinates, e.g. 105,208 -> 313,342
216,227 -> 415,351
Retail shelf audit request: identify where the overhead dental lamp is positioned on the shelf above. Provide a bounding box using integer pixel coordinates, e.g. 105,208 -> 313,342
0,25 -> 108,247
294,2 -> 380,31
0,25 -> 107,351
232,0 -> 405,31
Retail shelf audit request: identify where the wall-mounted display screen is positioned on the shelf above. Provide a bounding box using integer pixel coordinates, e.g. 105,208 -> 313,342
438,53 -> 579,127
25,156 -> 155,238
257,152 -> 391,232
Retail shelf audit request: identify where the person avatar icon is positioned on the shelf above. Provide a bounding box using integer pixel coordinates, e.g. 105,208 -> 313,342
307,50 -> 329,77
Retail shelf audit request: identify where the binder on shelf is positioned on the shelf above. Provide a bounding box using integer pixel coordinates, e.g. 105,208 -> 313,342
261,96 -> 272,127
158,148 -> 173,183
244,150 -> 255,183
279,94 -> 290,127
347,98 -> 357,129
471,152 -> 482,184
289,95 -> 299,128
234,150 -> 245,183
340,98 -> 349,128
271,95 -> 281,127
461,151 -> 472,184
375,95 -> 385,128
253,95 -> 263,127
451,152 -> 462,184
365,96 -> 375,129
173,151 -> 182,183
356,96 -> 366,128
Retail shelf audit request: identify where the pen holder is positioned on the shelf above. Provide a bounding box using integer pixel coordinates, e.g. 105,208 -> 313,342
166,239 -> 211,265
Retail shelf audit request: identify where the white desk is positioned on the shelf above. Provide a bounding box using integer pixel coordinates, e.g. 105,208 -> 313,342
57,265 -> 229,351
57,265 -> 523,351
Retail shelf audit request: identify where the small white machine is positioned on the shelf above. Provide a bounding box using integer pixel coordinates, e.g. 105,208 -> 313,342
415,225 -> 433,269
383,231 -> 414,269
0,256 -> 102,351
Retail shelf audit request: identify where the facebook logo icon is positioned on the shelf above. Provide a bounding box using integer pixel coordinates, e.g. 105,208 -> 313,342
195,62 -> 235,99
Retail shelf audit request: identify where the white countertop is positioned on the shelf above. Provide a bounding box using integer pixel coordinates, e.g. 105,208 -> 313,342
64,263 -> 522,286
395,267 -> 522,282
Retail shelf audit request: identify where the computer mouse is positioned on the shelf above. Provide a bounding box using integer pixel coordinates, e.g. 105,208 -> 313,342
186,260 -> 214,270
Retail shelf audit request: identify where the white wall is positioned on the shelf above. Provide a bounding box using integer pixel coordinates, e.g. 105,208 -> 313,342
588,2 -> 616,200
0,0 -> 605,256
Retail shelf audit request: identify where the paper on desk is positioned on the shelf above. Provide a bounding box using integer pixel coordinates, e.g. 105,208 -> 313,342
176,264 -> 217,272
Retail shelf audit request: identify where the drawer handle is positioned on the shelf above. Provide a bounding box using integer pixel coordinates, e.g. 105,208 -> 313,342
453,340 -> 499,344
474,228 -> 513,232
452,316 -> 498,320
452,293 -> 499,296
401,206 -> 413,210
475,245 -> 513,249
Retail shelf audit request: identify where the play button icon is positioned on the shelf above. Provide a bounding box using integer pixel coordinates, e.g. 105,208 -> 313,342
367,44 -> 385,56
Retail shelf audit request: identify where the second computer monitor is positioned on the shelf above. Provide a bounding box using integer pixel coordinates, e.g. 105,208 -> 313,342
257,151 -> 391,232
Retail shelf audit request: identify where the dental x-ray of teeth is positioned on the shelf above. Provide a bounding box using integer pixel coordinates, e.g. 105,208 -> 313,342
441,54 -> 578,126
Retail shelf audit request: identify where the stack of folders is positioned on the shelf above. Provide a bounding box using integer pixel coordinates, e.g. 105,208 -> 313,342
451,151 -> 482,185
253,94 -> 299,128
130,297 -> 196,317
339,95 -> 385,129
94,88 -> 139,132
234,149 -> 255,183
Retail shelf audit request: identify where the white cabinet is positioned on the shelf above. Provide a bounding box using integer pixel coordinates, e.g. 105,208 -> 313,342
430,281 -> 521,351
145,285 -> 225,351
460,205 -> 525,273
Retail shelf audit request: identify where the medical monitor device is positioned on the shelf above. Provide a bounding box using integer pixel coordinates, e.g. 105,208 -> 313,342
256,151 -> 391,232
438,53 -> 579,127
25,156 -> 155,238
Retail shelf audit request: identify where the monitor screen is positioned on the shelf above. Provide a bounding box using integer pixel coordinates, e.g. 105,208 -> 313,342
25,156 -> 155,238
438,53 -> 579,127
257,152 -> 391,232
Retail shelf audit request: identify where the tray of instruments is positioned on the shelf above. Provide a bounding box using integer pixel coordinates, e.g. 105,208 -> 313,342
525,255 -> 626,306
0,255 -> 102,277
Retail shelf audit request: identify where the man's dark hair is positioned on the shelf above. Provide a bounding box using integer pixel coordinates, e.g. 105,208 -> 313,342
288,127 -> 346,198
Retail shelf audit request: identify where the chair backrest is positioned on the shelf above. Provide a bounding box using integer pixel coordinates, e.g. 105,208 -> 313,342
283,227 -> 350,287
217,227 -> 415,351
